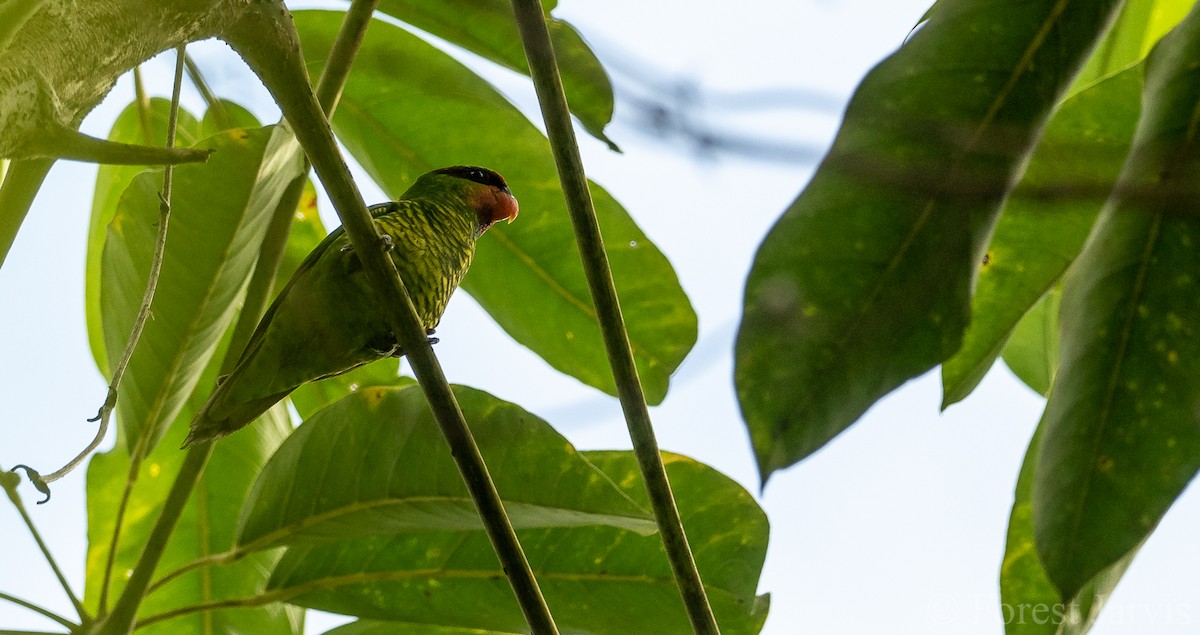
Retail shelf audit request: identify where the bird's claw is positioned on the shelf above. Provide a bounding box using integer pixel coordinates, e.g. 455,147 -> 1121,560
379,234 -> 395,252
427,336 -> 440,346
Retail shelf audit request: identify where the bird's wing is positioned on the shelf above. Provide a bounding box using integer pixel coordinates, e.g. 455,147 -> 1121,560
233,202 -> 396,367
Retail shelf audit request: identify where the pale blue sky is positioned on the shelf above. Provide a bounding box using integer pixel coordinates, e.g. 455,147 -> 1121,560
2,1 -> 1197,633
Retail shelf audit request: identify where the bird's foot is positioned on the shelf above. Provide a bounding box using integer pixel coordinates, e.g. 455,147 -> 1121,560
427,336 -> 440,346
379,234 -> 395,252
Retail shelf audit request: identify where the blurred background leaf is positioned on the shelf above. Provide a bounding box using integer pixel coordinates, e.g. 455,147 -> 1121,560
736,0 -> 1123,481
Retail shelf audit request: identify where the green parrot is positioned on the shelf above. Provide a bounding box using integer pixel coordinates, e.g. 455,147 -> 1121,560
183,166 -> 518,446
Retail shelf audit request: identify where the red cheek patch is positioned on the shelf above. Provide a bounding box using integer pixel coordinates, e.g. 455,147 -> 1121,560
473,188 -> 519,231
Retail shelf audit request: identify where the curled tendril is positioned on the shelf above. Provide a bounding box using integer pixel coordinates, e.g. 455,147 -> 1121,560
9,464 -> 51,504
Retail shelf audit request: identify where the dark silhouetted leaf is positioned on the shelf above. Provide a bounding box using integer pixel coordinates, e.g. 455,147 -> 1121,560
999,424 -> 1135,635
1034,6 -> 1200,599
736,0 -> 1121,481
941,67 -> 1142,406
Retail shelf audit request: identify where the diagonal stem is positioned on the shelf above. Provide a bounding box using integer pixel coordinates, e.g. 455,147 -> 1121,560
220,2 -> 559,632
95,4 -> 422,633
0,591 -> 75,629
509,1 -> 720,632
0,158 -> 55,269
1,475 -> 88,623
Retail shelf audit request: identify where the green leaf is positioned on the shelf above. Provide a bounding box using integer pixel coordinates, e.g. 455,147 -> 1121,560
735,0 -> 1123,481
373,0 -> 617,149
1073,0 -> 1192,90
266,450 -> 768,634
1001,287 -> 1061,397
289,359 -> 415,420
322,622 -> 510,635
237,385 -> 654,550
85,383 -> 301,633
294,10 -> 695,404
999,423 -> 1136,635
100,125 -> 305,451
940,66 -> 1143,407
1034,5 -> 1200,599
200,98 -> 262,138
87,99 -> 202,374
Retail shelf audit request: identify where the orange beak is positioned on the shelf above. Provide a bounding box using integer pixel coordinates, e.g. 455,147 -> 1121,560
492,188 -> 519,226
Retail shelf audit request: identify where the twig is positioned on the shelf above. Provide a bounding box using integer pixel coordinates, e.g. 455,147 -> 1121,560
0,591 -> 76,630
98,442 -> 213,635
183,55 -> 230,130
0,158 -> 55,268
509,1 -> 720,632
27,45 -> 188,507
132,66 -> 154,146
0,473 -> 88,623
312,0 -> 376,113
95,433 -> 151,613
92,45 -> 189,616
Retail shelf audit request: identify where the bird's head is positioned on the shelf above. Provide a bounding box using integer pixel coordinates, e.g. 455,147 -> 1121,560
413,166 -> 519,235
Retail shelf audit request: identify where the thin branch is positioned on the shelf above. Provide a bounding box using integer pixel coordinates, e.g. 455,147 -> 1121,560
219,2 -> 559,632
0,591 -> 76,630
1,477 -> 88,623
94,45 -> 190,616
509,1 -> 720,632
183,55 -> 230,130
95,6 -> 386,633
30,44 -> 188,499
132,66 -> 154,146
147,548 -> 239,596
0,158 -> 55,268
95,433 -> 149,613
137,567 -> 535,630
98,443 -> 213,635
312,0 -> 376,114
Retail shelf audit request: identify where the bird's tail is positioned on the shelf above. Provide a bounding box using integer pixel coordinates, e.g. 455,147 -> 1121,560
181,383 -> 290,448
